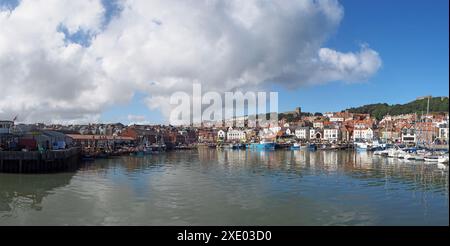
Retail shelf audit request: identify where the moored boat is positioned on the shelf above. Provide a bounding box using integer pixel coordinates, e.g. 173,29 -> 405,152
290,143 -> 301,150
424,156 -> 439,162
249,139 -> 275,150
307,143 -> 317,151
438,155 -> 449,163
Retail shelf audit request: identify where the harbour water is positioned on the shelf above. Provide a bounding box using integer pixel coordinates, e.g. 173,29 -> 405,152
0,149 -> 448,225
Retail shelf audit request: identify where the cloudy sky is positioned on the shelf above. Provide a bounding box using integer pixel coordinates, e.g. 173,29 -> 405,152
0,0 -> 448,124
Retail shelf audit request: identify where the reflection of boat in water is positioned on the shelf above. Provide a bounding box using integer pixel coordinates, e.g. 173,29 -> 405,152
249,140 -> 275,150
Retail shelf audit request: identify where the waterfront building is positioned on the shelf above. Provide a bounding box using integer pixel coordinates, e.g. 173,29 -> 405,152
226,128 -> 246,142
323,127 -> 340,142
414,122 -> 438,145
400,125 -> 416,144
353,128 -> 374,141
309,128 -> 322,140
379,127 -> 401,142
295,126 -> 310,140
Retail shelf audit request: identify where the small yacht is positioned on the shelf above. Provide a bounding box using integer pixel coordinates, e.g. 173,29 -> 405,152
403,153 -> 416,160
424,156 -> 439,162
438,155 -> 449,163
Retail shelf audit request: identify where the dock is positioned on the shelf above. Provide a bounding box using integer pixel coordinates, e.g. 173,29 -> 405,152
0,147 -> 81,173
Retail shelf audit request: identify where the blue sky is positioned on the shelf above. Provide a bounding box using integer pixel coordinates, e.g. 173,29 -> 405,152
278,0 -> 449,113
101,0 -> 449,124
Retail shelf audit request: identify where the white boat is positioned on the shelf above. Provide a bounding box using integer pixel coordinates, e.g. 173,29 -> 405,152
290,143 -> 301,150
355,142 -> 368,150
438,155 -> 449,163
380,150 -> 389,156
424,156 -> 439,162
414,155 -> 425,161
373,150 -> 382,155
404,153 -> 416,160
397,151 -> 407,159
387,149 -> 402,158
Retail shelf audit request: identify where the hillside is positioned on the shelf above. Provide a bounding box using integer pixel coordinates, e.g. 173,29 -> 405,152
344,96 -> 449,120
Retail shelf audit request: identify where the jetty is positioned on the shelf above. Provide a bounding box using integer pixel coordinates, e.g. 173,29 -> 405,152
0,147 -> 81,173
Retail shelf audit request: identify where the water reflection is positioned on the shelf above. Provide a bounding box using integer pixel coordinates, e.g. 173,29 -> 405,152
0,149 -> 448,225
0,173 -> 74,214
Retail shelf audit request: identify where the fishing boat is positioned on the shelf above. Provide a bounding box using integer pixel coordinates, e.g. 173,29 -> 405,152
249,139 -> 275,150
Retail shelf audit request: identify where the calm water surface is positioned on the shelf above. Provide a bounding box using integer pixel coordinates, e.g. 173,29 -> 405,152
0,149 -> 448,225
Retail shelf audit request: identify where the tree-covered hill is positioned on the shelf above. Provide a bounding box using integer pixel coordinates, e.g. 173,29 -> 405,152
344,96 -> 449,120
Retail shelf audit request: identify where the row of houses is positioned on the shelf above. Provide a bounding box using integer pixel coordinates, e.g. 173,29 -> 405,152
2,109 -> 449,149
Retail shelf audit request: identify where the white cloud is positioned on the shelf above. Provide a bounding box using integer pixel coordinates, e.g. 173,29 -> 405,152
0,0 -> 382,123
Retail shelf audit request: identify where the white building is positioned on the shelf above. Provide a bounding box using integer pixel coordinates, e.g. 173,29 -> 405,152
295,127 -> 310,140
310,128 -> 322,139
324,128 -> 340,141
313,121 -> 324,129
401,126 -> 416,144
353,128 -> 374,141
227,129 -> 246,141
329,117 -> 344,122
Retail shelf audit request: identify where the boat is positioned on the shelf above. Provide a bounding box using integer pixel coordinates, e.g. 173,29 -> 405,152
403,153 -> 416,160
438,155 -> 449,163
307,143 -> 317,151
387,149 -> 400,158
290,143 -> 301,150
354,142 -> 368,150
414,155 -> 425,161
424,156 -> 439,162
397,151 -> 407,159
249,139 -> 276,150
